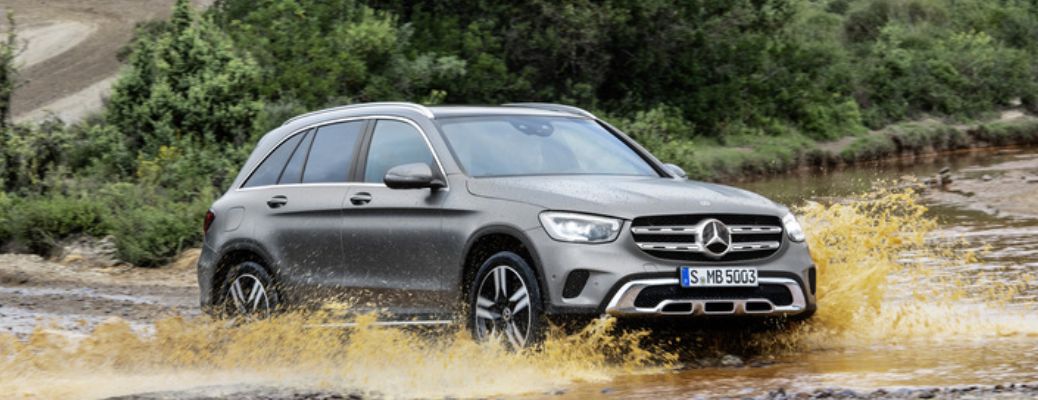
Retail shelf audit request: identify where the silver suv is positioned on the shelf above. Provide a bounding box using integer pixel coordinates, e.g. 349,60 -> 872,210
197,102 -> 816,347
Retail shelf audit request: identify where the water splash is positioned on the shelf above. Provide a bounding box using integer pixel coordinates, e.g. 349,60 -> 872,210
0,312 -> 674,399
781,186 -> 1038,349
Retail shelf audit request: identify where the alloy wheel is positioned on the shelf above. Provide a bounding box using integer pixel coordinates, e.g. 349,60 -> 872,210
474,265 -> 532,348
226,273 -> 271,316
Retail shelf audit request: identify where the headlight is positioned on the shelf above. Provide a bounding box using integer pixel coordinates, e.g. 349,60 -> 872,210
782,212 -> 805,242
539,212 -> 622,243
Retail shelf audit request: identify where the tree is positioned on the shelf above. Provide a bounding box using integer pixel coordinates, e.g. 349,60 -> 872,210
106,0 -> 262,156
0,10 -> 18,130
212,0 -> 464,108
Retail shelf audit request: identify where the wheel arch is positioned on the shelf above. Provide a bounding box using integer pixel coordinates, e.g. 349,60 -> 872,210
460,226 -> 548,308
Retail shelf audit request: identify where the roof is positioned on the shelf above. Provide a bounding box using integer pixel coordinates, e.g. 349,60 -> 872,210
427,105 -> 589,119
280,102 -> 595,126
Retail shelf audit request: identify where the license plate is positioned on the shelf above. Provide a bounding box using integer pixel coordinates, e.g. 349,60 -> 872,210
680,267 -> 758,287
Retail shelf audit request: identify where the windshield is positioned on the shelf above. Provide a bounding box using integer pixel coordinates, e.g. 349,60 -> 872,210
437,116 -> 659,178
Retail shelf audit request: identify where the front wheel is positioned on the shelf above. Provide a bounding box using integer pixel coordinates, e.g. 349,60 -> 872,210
467,251 -> 545,348
220,261 -> 278,318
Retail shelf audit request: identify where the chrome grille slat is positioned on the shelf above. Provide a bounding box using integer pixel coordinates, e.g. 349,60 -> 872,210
631,226 -> 699,235
730,241 -> 781,252
728,225 -> 783,234
636,242 -> 702,252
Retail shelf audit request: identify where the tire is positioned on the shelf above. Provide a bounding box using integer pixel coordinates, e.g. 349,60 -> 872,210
467,251 -> 545,348
219,261 -> 279,318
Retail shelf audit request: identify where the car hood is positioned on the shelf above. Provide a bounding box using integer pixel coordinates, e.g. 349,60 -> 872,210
466,175 -> 787,219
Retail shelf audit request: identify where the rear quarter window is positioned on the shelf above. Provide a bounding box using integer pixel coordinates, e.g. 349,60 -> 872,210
243,133 -> 305,188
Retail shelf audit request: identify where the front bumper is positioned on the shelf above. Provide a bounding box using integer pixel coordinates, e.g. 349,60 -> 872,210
526,223 -> 817,317
604,277 -> 806,316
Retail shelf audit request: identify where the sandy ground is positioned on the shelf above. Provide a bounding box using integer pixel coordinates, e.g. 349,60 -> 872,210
0,250 -> 199,337
5,0 -> 212,125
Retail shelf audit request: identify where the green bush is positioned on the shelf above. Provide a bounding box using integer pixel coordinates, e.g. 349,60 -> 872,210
886,120 -> 969,152
0,192 -> 12,243
6,195 -> 109,255
861,26 -> 1034,126
974,117 -> 1038,146
840,134 -> 898,162
108,202 -> 202,267
94,183 -> 211,267
106,0 -> 262,157
0,118 -> 78,194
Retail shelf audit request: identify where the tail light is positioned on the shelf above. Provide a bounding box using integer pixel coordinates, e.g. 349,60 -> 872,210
203,210 -> 216,234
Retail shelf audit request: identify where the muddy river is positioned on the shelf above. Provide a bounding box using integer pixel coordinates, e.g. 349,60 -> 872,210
2,150 -> 1037,399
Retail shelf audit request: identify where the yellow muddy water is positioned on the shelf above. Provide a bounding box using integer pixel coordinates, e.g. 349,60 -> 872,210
3,153 -> 1038,399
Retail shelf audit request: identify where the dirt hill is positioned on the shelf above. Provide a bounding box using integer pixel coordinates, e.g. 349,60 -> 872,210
5,0 -> 212,125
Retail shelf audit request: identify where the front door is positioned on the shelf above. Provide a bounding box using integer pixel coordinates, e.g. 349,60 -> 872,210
339,119 -> 449,316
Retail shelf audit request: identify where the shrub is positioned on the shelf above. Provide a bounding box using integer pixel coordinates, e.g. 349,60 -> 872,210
108,201 -> 202,267
0,191 -> 11,243
0,11 -> 15,130
886,120 -> 969,153
6,195 -> 109,255
106,0 -> 262,157
840,134 -> 897,162
974,117 -> 1038,146
0,119 -> 78,194
97,183 -> 212,267
861,26 -> 1034,126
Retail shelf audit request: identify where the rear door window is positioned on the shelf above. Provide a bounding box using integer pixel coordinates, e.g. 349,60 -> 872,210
302,121 -> 365,183
243,133 -> 305,188
363,120 -> 435,183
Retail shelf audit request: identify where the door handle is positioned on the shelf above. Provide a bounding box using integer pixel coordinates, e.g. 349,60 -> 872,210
266,195 -> 288,208
350,192 -> 373,206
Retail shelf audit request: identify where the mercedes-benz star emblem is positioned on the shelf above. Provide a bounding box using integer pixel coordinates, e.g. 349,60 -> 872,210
698,219 -> 731,258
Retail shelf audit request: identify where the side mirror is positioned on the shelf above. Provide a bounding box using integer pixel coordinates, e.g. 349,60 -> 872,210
664,163 -> 687,179
384,163 -> 445,190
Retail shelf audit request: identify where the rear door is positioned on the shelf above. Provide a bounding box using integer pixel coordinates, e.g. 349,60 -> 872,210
340,118 -> 450,316
244,120 -> 367,305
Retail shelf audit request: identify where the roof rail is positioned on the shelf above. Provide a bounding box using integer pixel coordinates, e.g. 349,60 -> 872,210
501,102 -> 596,118
281,102 -> 434,126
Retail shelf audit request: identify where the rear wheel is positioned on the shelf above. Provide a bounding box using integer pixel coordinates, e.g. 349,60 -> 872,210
468,251 -> 545,348
220,261 -> 278,318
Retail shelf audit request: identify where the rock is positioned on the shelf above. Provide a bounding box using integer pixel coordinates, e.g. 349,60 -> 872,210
982,174 -> 993,181
600,388 -> 614,395
57,235 -> 121,268
720,354 -> 744,367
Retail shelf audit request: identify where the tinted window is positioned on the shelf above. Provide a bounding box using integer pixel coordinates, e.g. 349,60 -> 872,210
243,133 -> 304,188
363,120 -> 435,183
278,130 -> 313,184
302,121 -> 364,183
438,116 -> 658,177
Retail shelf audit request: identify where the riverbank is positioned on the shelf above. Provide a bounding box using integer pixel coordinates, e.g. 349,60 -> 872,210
672,110 -> 1038,182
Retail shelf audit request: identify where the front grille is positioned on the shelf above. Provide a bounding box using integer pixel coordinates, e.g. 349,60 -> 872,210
633,284 -> 794,308
631,214 -> 783,262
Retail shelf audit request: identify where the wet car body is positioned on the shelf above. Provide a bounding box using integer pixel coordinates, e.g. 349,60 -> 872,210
197,102 -> 817,344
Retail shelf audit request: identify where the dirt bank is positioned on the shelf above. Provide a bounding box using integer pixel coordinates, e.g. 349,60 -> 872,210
5,0 -> 212,124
